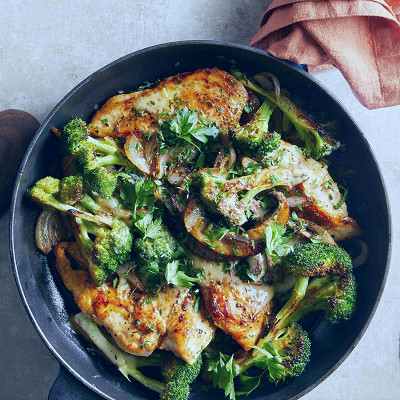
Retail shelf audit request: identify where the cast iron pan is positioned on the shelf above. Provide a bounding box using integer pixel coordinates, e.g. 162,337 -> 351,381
9,41 -> 391,400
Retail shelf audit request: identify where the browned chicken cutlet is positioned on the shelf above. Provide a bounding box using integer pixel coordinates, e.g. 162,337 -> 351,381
194,257 -> 275,351
88,68 -> 248,138
54,242 -> 215,364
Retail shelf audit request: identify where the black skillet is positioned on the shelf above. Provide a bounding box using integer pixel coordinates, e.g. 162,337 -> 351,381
9,41 -> 391,400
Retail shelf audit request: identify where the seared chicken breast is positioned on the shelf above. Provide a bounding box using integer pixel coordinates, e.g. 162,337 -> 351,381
258,141 -> 361,241
54,242 -> 215,364
193,256 -> 274,351
160,292 -> 215,364
88,68 -> 248,138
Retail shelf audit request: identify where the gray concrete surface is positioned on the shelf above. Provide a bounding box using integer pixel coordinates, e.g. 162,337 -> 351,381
0,0 -> 399,399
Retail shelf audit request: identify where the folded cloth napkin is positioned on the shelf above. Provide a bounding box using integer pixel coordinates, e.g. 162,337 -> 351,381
250,0 -> 400,109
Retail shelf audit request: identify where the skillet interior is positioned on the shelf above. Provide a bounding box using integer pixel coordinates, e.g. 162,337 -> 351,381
9,41 -> 390,400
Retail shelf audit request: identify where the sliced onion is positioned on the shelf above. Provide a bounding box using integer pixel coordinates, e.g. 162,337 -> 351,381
287,195 -> 307,208
289,217 -> 336,246
125,134 -> 151,175
352,239 -> 369,267
214,146 -> 236,173
254,72 -> 281,101
35,210 -> 69,254
167,167 -> 189,185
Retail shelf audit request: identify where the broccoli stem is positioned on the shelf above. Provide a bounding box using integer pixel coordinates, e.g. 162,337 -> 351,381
97,153 -> 127,167
271,275 -> 309,334
240,184 -> 272,205
232,70 -> 313,134
254,97 -> 276,129
72,312 -> 165,393
284,276 -> 338,326
79,194 -> 100,214
87,136 -> 120,155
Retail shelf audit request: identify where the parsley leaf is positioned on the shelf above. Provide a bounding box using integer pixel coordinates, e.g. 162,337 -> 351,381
119,177 -> 156,219
134,212 -> 163,239
164,260 -> 201,288
264,222 -> 293,259
160,106 -> 219,149
137,261 -> 160,289
236,372 -> 265,396
252,343 -> 286,383
204,352 -> 236,400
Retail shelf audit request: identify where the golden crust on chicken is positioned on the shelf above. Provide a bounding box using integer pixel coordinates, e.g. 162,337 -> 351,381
54,242 -> 215,363
88,68 -> 248,138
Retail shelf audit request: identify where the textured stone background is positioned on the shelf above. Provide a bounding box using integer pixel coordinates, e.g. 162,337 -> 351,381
0,0 -> 399,399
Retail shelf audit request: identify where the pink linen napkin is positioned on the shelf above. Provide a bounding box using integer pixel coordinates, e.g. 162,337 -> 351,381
250,0 -> 400,109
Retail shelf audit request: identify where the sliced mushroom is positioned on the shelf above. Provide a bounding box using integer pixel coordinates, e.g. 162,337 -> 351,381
287,217 -> 336,245
173,195 -> 262,259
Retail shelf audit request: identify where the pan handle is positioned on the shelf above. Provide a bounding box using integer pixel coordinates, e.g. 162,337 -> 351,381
48,365 -> 102,400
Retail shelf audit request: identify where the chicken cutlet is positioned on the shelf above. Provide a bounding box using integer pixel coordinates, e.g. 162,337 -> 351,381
54,242 -> 215,364
256,141 -> 361,242
193,256 -> 275,351
88,68 -> 248,138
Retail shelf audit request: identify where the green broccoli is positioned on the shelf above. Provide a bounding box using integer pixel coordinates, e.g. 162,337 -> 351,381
72,312 -> 202,400
27,176 -> 68,211
61,118 -> 132,197
199,172 -> 248,226
75,217 -> 133,286
231,70 -> 340,160
230,98 -> 281,157
159,353 -> 202,400
160,382 -> 190,400
161,352 -> 202,384
133,213 -> 178,264
271,244 -> 356,336
26,176 -> 113,226
59,175 -> 84,205
134,231 -> 177,265
235,322 -> 311,387
284,243 -> 352,277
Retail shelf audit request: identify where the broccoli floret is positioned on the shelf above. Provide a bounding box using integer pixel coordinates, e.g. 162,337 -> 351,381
59,175 -> 84,205
230,98 -> 281,157
231,70 -> 340,160
237,322 -> 311,385
285,272 -> 357,325
134,226 -> 177,264
60,118 -> 88,155
284,243 -> 352,277
61,118 -> 133,197
159,353 -> 202,400
269,244 -> 355,335
27,176 -> 114,225
83,165 -> 118,198
27,176 -> 78,213
199,172 -> 248,226
75,217 -> 133,286
159,381 -> 190,400
161,353 -> 202,384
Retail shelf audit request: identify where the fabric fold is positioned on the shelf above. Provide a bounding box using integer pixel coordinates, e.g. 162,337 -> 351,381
250,0 -> 400,109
